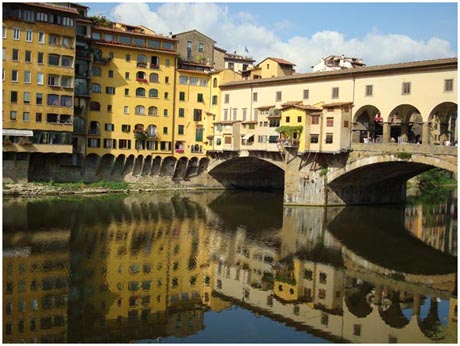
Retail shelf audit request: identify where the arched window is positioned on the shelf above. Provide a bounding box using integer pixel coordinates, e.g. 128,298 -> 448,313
137,54 -> 147,63
149,73 -> 159,82
148,106 -> 158,116
135,105 -> 145,115
136,71 -> 146,81
213,78 -> 218,88
149,89 -> 158,98
89,101 -> 101,111
134,123 -> 144,132
91,83 -> 101,93
147,125 -> 158,137
92,66 -> 101,76
93,48 -> 102,57
136,88 -> 146,97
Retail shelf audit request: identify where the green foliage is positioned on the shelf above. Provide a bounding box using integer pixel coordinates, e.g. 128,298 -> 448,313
396,152 -> 412,160
89,16 -> 112,27
275,125 -> 303,139
418,168 -> 456,191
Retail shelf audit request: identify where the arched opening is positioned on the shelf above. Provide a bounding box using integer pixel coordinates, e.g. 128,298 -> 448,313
152,156 -> 162,176
428,102 -> 457,145
388,104 -> 422,143
352,105 -> 382,143
160,157 -> 176,176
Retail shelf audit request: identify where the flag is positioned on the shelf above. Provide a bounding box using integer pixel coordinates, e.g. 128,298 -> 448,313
245,46 -> 249,53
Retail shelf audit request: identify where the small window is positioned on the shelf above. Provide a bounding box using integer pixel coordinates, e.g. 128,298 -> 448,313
253,92 -> 258,102
365,85 -> 373,96
325,133 -> 333,144
276,91 -> 282,102
198,42 -> 204,52
332,87 -> 339,99
311,115 -> 320,125
25,50 -> 31,62
303,89 -> 309,99
402,82 -> 411,95
224,94 -> 229,104
179,92 -> 185,101
26,30 -> 32,42
37,52 -> 44,64
197,93 -> 204,102
38,32 -> 45,44
326,117 -> 334,127
445,79 -> 454,92
13,27 -> 20,40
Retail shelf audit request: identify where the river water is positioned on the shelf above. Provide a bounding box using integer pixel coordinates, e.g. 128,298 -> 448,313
2,190 -> 457,343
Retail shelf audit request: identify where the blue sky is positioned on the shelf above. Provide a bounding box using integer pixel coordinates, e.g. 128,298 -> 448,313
83,1 -> 457,72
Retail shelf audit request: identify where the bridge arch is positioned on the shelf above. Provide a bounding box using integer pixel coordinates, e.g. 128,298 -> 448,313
208,157 -> 285,190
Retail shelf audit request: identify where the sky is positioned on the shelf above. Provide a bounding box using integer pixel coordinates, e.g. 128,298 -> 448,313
84,1 -> 458,72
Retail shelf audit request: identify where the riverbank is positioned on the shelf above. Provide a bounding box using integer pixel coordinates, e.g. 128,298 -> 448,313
2,181 -> 206,198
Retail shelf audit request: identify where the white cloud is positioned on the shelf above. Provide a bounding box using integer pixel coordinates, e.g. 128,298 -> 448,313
107,2 -> 456,73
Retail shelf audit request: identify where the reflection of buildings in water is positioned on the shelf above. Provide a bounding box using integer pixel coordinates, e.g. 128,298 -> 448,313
405,199 -> 457,256
67,197 -> 213,342
3,230 -> 70,343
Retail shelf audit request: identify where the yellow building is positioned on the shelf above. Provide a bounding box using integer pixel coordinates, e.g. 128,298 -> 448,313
2,3 -> 78,156
85,21 -> 177,157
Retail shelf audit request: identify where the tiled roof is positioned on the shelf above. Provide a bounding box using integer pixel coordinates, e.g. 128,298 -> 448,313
27,2 -> 79,15
322,102 -> 353,108
221,57 -> 457,88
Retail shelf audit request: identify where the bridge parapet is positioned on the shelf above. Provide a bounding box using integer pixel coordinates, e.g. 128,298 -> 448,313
351,143 -> 457,157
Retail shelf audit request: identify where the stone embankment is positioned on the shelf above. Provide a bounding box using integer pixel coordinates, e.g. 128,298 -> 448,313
2,182 -> 206,198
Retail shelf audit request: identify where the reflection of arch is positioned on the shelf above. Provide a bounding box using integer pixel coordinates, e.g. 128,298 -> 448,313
352,105 -> 381,143
378,291 -> 410,329
429,102 -> 458,145
419,297 -> 444,341
344,284 -> 373,318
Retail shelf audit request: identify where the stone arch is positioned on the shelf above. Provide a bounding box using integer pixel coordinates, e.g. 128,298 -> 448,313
352,105 -> 382,143
142,155 -> 153,176
428,102 -> 457,145
208,157 -> 284,190
173,157 -> 188,180
97,154 -> 115,177
151,156 -> 162,176
185,157 -> 199,178
344,285 -> 374,318
111,154 -> 126,176
132,155 -> 144,176
84,153 -> 101,182
123,155 -> 135,176
378,291 -> 410,329
198,157 -> 210,175
160,156 -> 176,176
388,104 -> 422,143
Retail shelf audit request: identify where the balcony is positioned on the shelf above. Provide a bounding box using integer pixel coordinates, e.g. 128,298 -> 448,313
150,63 -> 159,69
137,62 -> 147,68
280,138 -> 299,148
136,78 -> 148,83
93,56 -> 111,65
75,86 -> 91,97
76,50 -> 92,60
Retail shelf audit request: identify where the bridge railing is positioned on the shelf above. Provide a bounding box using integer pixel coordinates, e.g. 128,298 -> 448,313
351,143 -> 457,156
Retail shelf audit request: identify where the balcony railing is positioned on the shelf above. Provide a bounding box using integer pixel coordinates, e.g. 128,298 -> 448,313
280,138 -> 300,148
88,128 -> 100,136
150,63 -> 159,69
137,62 -> 147,68
76,50 -> 91,60
75,86 -> 90,96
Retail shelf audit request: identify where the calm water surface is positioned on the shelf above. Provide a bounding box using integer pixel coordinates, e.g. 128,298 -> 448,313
2,190 -> 457,343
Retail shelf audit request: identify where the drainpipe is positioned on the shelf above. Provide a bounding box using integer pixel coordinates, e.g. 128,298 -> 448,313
171,56 -> 178,156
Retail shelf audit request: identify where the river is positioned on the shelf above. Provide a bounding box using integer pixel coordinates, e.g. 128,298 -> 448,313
2,189 -> 457,343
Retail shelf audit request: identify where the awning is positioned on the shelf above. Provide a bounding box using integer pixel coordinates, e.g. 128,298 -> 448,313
243,134 -> 254,140
3,129 -> 34,137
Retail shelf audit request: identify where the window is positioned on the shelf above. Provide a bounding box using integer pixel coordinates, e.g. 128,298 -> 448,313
165,76 -> 169,83
179,92 -> 185,101
276,91 -> 282,102
325,133 -> 333,144
122,124 -> 131,132
193,109 -> 202,121
23,92 -> 30,104
124,106 -> 129,114
124,88 -> 129,96
60,95 -> 72,107
48,54 -> 59,66
253,92 -> 258,102
107,70 -> 114,78
303,89 -> 309,99
164,92 -> 168,99
62,36 -> 72,48
106,87 -> 115,95
198,42 -> 204,52
445,79 -> 454,92
148,89 -> 158,98
10,111 -> 17,120
91,83 -> 101,93
163,127 -> 168,134
344,120 -> 349,128
149,73 -> 159,82
24,71 -> 31,84
61,76 -> 72,88
286,116 -> 290,123
148,39 -> 160,49
61,55 -> 73,67
326,117 -> 334,127
13,27 -> 20,40
178,108 -> 184,117
36,93 -> 43,105
179,76 -> 188,85
402,82 -> 411,95
49,34 -> 59,45
89,101 -> 101,111
26,29 -> 32,42
197,93 -> 204,102
12,70 -> 18,82
178,125 -> 184,135
23,112 -> 30,122
125,54 -> 131,62
12,48 -> 19,61
148,106 -> 158,116
11,91 -> 18,103
212,95 -> 218,105
365,85 -> 373,96
135,105 -> 145,115
47,94 -> 59,106
163,109 -> 168,117
37,52 -> 44,64
48,74 -> 59,86
353,324 -> 361,336
332,87 -> 339,99
25,50 -> 31,62
88,138 -> 100,148
38,32 -> 45,44
105,123 -> 114,131
190,77 -> 198,85
92,66 -> 102,76
2,25 -> 6,38
196,128 -> 204,142
319,272 -> 327,284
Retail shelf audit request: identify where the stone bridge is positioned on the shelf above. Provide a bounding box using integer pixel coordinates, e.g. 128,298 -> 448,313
207,143 -> 457,206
